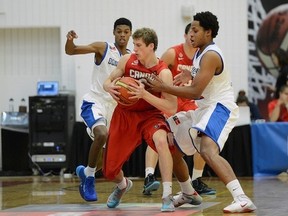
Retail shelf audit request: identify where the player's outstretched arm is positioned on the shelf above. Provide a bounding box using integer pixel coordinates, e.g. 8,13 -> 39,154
65,30 -> 106,56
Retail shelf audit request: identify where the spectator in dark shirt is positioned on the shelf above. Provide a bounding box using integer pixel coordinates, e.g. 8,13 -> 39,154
236,90 -> 262,121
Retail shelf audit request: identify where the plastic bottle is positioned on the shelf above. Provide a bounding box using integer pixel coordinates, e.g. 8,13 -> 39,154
19,98 -> 27,113
9,98 -> 14,112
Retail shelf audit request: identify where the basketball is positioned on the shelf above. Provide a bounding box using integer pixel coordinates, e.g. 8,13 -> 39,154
115,77 -> 139,106
256,4 -> 288,55
256,4 -> 288,77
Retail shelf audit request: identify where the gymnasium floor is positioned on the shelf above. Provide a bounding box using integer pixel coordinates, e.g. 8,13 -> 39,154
0,173 -> 287,216
0,173 -> 288,216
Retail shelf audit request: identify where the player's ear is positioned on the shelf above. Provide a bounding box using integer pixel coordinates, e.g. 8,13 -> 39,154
205,29 -> 212,38
148,43 -> 154,50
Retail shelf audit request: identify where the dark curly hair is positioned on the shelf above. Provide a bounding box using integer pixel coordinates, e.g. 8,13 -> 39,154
193,11 -> 219,38
114,17 -> 132,31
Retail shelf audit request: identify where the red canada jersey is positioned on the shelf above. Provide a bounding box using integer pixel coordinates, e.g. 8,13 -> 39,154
103,53 -> 172,180
170,44 -> 193,78
118,53 -> 167,111
169,44 -> 197,113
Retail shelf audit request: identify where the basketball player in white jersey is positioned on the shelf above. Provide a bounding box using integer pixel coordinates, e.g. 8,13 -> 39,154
65,18 -> 132,202
146,11 -> 257,213
143,23 -> 216,197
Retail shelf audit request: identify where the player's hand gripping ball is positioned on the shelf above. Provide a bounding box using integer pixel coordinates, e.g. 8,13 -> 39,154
115,77 -> 139,106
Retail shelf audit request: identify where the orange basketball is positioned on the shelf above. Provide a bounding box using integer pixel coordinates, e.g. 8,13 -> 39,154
115,77 -> 139,106
256,4 -> 288,55
255,4 -> 288,77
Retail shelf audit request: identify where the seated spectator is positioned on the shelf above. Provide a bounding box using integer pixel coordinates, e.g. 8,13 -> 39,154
271,48 -> 288,99
236,90 -> 262,121
268,85 -> 288,122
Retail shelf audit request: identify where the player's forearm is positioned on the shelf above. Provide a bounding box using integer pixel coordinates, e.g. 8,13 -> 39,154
142,91 -> 177,115
162,85 -> 201,100
103,79 -> 112,92
65,40 -> 76,55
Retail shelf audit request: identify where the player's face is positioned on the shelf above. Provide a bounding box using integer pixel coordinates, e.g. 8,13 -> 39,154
184,27 -> 193,47
133,38 -> 152,61
190,21 -> 209,49
114,25 -> 132,47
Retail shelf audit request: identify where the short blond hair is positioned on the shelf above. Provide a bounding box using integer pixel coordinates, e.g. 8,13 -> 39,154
132,27 -> 158,51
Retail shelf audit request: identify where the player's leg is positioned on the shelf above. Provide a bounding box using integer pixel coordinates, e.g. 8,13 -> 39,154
171,138 -> 202,208
152,129 -> 174,212
143,146 -> 160,195
76,99 -> 108,202
192,152 -> 216,195
104,108 -> 140,209
76,124 -> 106,202
200,135 -> 256,213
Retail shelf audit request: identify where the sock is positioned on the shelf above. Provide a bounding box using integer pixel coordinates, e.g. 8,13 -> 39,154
84,166 -> 96,177
145,167 -> 155,177
178,177 -> 195,195
117,177 -> 127,190
226,179 -> 245,199
162,182 -> 172,198
191,169 -> 203,181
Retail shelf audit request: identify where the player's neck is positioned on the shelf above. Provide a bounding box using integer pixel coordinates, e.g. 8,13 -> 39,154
114,43 -> 129,55
141,55 -> 158,68
198,41 -> 214,53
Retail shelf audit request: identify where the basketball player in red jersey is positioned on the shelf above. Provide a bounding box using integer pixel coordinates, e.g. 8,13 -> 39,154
103,27 -> 202,212
143,23 -> 216,196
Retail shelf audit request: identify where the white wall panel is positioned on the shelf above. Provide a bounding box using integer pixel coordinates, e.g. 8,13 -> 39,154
0,0 -> 248,119
0,0 -> 249,169
0,28 -> 61,113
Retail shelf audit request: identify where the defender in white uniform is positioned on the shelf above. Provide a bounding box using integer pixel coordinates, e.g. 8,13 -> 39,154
82,42 -> 126,135
65,18 -> 132,202
168,43 -> 239,154
147,11 -> 256,213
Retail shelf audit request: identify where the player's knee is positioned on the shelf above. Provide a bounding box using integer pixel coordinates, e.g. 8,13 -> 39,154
155,137 -> 168,152
199,148 -> 217,165
93,128 -> 108,145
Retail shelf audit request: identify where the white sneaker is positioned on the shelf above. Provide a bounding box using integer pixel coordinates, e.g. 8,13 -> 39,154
161,195 -> 175,212
107,178 -> 133,208
223,194 -> 257,213
173,191 -> 202,207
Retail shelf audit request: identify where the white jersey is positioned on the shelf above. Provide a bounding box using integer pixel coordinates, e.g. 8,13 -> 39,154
167,43 -> 239,154
192,43 -> 236,108
89,42 -> 125,102
81,42 -> 129,135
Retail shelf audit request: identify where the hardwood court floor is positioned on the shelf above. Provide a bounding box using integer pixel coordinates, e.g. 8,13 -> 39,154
0,173 -> 287,216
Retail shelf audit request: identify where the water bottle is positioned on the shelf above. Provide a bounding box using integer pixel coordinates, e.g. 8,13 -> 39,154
19,98 -> 27,113
9,98 -> 14,112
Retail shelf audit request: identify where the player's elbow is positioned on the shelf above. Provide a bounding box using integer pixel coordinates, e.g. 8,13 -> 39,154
65,44 -> 76,55
65,49 -> 74,55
